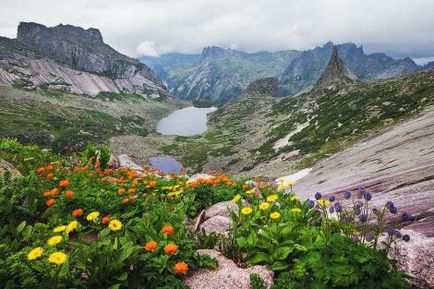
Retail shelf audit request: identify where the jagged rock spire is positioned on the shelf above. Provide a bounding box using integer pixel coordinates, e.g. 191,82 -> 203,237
314,46 -> 358,91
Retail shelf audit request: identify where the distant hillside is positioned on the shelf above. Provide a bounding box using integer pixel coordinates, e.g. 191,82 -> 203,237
142,46 -> 300,103
0,22 -> 168,98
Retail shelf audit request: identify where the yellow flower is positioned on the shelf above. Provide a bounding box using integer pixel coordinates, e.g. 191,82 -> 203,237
317,199 -> 331,206
270,212 -> 281,219
291,208 -> 302,214
27,247 -> 43,260
65,220 -> 79,233
246,189 -> 255,195
266,194 -> 278,202
86,211 -> 100,221
290,195 -> 300,201
109,219 -> 123,231
53,225 -> 66,233
47,235 -> 63,246
287,179 -> 295,186
241,207 -> 253,215
48,251 -> 67,265
259,202 -> 270,210
232,194 -> 241,203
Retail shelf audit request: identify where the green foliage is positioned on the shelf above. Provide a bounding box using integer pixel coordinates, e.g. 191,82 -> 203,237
250,273 -> 267,289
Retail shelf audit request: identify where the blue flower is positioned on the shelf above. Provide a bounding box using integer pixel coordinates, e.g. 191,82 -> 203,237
359,214 -> 367,223
343,191 -> 351,199
329,206 -> 335,213
402,235 -> 410,242
365,231 -> 374,242
401,212 -> 413,222
364,192 -> 372,201
311,219 -> 320,226
386,201 -> 394,210
389,206 -> 398,214
328,195 -> 335,202
334,202 -> 342,213
307,199 -> 315,208
315,192 -> 322,200
351,236 -> 359,242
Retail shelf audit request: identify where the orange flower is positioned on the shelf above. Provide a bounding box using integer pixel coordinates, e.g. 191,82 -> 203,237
88,173 -> 94,178
36,167 -> 45,174
101,216 -> 110,225
174,261 -> 189,274
122,198 -> 129,204
50,188 -> 60,196
43,191 -> 52,198
65,191 -> 74,198
103,168 -> 112,174
128,188 -> 136,194
118,188 -> 126,195
46,173 -> 54,180
144,240 -> 158,252
132,179 -> 139,186
72,208 -> 84,217
45,164 -> 54,171
161,225 -> 174,235
46,199 -> 55,207
164,243 -> 178,255
59,180 -> 70,188
148,180 -> 157,188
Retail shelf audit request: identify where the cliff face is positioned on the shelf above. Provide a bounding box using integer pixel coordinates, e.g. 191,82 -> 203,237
0,22 -> 167,97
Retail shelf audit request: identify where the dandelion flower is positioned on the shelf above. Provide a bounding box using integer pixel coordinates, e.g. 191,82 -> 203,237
53,225 -> 66,233
266,194 -> 278,202
259,202 -> 270,211
232,194 -> 241,203
164,243 -> 178,255
287,180 -> 295,186
47,235 -> 63,246
246,189 -> 255,195
290,195 -> 300,201
241,207 -> 253,215
66,220 -> 79,233
161,225 -> 174,235
174,261 -> 189,274
27,247 -> 43,260
109,219 -> 122,231
317,199 -> 331,206
48,252 -> 67,265
86,211 -> 100,221
144,240 -> 158,252
291,208 -> 302,214
270,212 -> 281,219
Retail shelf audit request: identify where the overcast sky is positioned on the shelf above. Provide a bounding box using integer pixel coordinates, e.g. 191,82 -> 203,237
1,0 -> 433,63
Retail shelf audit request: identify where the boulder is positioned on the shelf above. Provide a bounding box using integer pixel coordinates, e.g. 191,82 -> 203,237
0,159 -> 21,179
200,216 -> 232,235
389,229 -> 434,289
189,173 -> 215,182
205,200 -> 238,219
117,154 -> 143,172
194,201 -> 240,235
184,249 -> 274,289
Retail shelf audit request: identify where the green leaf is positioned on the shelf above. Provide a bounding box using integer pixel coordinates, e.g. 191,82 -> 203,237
249,252 -> 270,264
116,272 -> 128,281
294,244 -> 307,251
268,261 -> 289,271
16,221 -> 26,233
108,284 -> 121,289
273,246 -> 293,260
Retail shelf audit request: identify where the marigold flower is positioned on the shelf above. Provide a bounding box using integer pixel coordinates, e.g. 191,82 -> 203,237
291,208 -> 302,214
66,220 -> 79,233
53,225 -> 66,233
47,235 -> 63,246
46,173 -> 54,180
65,191 -> 74,198
43,191 -> 52,198
46,199 -> 55,207
164,243 -> 178,255
109,219 -> 122,231
148,180 -> 157,188
45,164 -> 54,171
59,180 -> 70,188
174,261 -> 189,274
161,225 -> 174,235
232,194 -> 241,203
48,251 -> 67,265
88,173 -> 94,178
266,194 -> 278,202
86,211 -> 100,221
72,208 -> 84,217
122,198 -> 129,204
259,202 -> 270,210
270,211 -> 281,219
51,188 -> 60,196
242,183 -> 250,190
241,207 -> 253,215
27,247 -> 43,260
36,167 -> 45,174
118,188 -> 126,195
128,188 -> 136,194
144,240 -> 158,252
101,216 -> 110,225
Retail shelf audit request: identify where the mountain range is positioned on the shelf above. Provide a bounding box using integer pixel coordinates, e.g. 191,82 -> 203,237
142,42 -> 434,103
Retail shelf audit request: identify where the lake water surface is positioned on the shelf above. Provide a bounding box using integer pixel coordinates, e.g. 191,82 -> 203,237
156,106 -> 217,136
147,156 -> 183,174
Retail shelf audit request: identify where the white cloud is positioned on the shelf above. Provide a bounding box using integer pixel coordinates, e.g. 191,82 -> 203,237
0,0 -> 433,60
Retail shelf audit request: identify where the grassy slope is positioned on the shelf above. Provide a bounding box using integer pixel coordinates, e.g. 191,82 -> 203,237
0,86 -> 180,152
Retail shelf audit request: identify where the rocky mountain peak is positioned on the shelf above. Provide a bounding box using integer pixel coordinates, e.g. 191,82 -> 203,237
313,46 -> 358,91
245,77 -> 279,97
202,46 -> 229,58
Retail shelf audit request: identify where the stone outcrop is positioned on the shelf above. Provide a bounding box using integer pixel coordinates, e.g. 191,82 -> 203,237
194,200 -> 238,235
0,159 -> 21,179
245,77 -> 279,97
184,249 -> 274,289
0,22 -> 168,97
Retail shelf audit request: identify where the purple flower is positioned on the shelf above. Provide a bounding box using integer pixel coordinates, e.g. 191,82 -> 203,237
334,202 -> 342,213
328,195 -> 335,202
329,206 -> 335,213
357,186 -> 365,199
364,192 -> 372,201
343,191 -> 351,199
394,230 -> 402,238
359,214 -> 368,223
401,212 -> 413,222
365,231 -> 374,242
351,236 -> 360,242
389,206 -> 398,214
386,201 -> 394,210
307,199 -> 315,208
372,208 -> 379,215
315,192 -> 322,200
354,201 -> 363,208
311,219 -> 320,226
386,227 -> 396,236
402,235 -> 410,242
